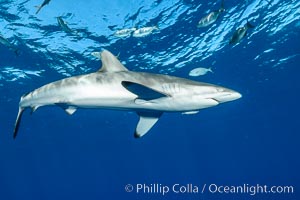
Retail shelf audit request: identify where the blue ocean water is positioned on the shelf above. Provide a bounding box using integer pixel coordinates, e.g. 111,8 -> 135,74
0,0 -> 299,199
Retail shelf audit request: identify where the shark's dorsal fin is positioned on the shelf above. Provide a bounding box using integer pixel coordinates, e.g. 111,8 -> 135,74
122,81 -> 168,101
98,50 -> 128,72
135,111 -> 163,138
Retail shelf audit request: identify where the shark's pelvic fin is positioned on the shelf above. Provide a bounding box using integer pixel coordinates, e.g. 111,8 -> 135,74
135,111 -> 163,138
13,107 -> 25,139
182,111 -> 199,115
99,50 -> 128,72
122,81 -> 168,101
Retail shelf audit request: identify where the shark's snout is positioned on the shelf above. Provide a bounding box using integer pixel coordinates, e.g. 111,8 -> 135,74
213,89 -> 242,103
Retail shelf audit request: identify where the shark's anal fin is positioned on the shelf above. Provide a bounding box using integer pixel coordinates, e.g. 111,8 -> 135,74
55,103 -> 77,115
122,81 -> 168,101
65,107 -> 77,115
13,107 -> 25,139
135,111 -> 163,138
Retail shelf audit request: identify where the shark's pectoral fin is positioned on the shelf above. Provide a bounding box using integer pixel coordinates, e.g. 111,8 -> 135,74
135,111 -> 163,138
122,81 -> 168,101
13,107 -> 25,139
56,103 -> 77,115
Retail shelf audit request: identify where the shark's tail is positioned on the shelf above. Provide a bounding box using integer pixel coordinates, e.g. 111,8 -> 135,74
13,107 -> 25,139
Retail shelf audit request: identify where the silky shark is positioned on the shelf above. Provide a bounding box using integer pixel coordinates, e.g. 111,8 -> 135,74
13,50 -> 241,139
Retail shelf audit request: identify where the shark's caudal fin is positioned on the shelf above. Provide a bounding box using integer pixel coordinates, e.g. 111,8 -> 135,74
135,112 -> 163,138
13,107 -> 25,139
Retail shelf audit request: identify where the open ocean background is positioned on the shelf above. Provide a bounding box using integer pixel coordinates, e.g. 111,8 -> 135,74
0,0 -> 299,199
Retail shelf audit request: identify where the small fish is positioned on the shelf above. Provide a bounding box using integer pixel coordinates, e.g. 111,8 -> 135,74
35,0 -> 51,14
189,67 -> 213,76
197,0 -> 225,28
229,21 -> 255,44
114,28 -> 137,37
91,51 -> 101,59
0,34 -> 19,56
132,26 -> 159,37
246,0 -> 272,6
57,17 -> 74,34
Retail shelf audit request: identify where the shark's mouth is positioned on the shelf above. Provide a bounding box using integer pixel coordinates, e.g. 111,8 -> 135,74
211,98 -> 220,103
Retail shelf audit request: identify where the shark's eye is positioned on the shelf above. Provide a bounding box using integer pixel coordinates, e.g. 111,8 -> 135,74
216,88 -> 225,92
